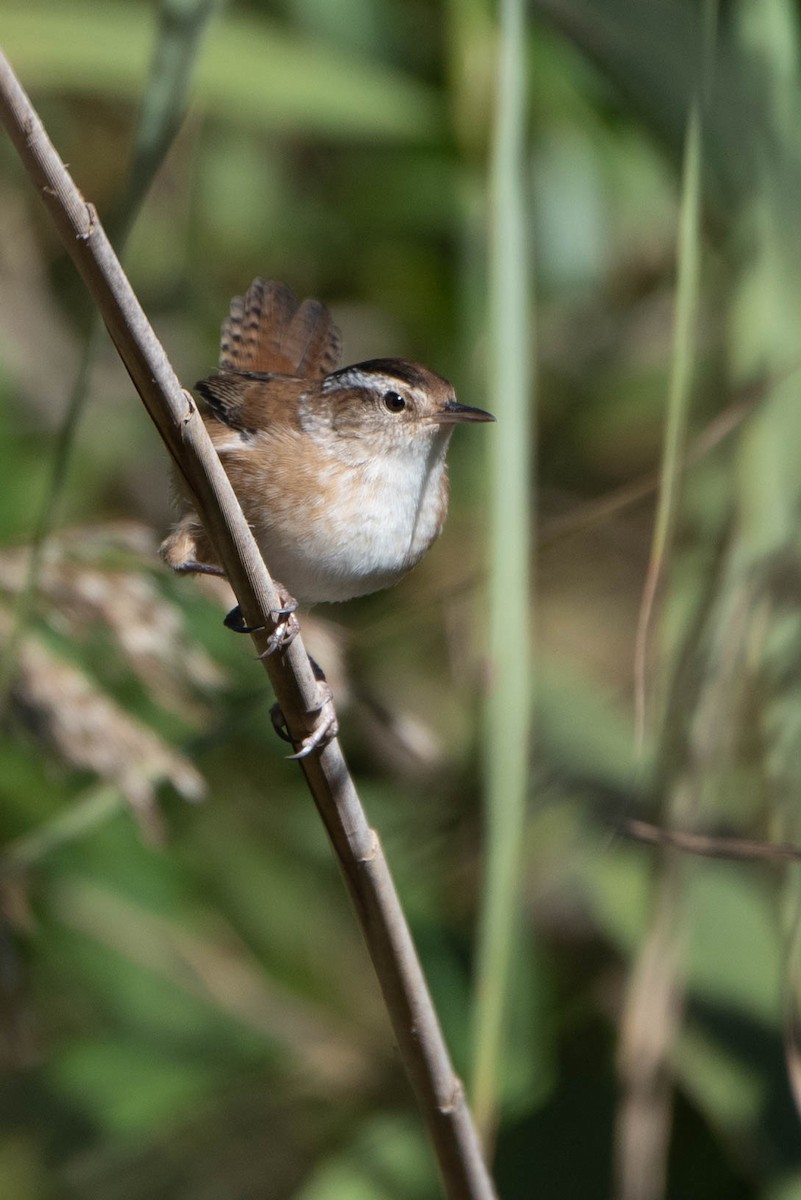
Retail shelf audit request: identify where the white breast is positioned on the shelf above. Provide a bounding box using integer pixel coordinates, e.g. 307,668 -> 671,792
254,433 -> 451,604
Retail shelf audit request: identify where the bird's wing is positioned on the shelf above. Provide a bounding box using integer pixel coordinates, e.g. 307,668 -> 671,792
194,372 -> 296,433
219,278 -> 342,380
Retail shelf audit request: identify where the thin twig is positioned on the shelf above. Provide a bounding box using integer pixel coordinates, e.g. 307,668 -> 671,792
0,49 -> 496,1200
623,818 -> 801,864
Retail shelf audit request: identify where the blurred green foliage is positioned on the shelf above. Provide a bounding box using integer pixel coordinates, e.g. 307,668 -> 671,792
2,0 -> 801,1197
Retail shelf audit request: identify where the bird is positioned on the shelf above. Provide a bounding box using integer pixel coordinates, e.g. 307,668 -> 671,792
161,278 -> 495,614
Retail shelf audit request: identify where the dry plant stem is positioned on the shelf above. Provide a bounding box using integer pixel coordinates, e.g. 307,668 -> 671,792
615,845 -> 686,1200
0,50 -> 496,1200
623,819 -> 801,864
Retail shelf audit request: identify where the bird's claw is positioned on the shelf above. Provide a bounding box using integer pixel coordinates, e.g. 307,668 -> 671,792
257,609 -> 300,657
271,683 -> 338,760
224,589 -> 299,651
224,604 -> 264,634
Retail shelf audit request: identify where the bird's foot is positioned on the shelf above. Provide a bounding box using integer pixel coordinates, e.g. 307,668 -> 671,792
224,587 -> 299,654
271,662 -> 339,759
257,593 -> 300,657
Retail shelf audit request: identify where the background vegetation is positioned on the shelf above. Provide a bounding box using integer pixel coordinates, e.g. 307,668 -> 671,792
2,0 -> 801,1196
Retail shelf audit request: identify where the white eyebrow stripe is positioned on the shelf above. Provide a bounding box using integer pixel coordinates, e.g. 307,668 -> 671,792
322,370 -> 412,394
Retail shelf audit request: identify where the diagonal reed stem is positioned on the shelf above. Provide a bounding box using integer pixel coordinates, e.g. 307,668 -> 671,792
0,48 -> 496,1200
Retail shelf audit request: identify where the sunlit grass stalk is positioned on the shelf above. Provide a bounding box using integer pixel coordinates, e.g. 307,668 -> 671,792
617,12 -> 717,1198
633,101 -> 703,746
633,1 -> 719,747
471,0 -> 533,1140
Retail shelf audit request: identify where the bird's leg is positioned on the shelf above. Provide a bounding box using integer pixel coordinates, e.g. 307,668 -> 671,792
271,657 -> 339,760
162,519 -> 296,651
172,560 -> 226,578
224,585 -> 300,655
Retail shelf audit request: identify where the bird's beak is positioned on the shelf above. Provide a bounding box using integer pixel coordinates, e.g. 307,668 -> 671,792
433,400 -> 496,424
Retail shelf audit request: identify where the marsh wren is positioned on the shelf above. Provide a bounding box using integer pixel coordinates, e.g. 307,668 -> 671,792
161,279 -> 494,608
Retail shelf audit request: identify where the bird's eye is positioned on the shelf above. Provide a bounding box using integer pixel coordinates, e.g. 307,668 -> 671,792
383,390 -> 406,413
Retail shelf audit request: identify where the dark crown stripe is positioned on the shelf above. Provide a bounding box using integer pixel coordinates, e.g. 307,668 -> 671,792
333,358 -> 431,389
